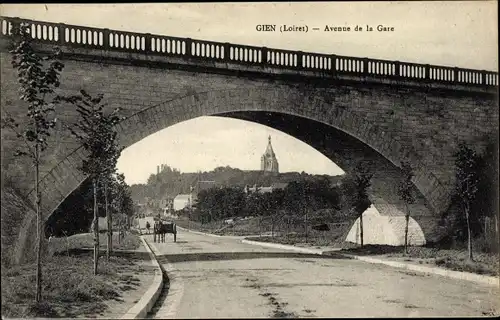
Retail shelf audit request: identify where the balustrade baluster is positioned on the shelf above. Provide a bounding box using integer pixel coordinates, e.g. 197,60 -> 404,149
144,33 -> 152,52
223,43 -> 230,61
362,58 -> 368,75
262,47 -> 269,64
185,38 -> 192,56
102,28 -> 109,48
295,51 -> 303,69
453,67 -> 459,84
59,24 -> 66,45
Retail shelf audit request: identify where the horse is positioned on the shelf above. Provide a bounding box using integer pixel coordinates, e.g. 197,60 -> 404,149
153,220 -> 177,243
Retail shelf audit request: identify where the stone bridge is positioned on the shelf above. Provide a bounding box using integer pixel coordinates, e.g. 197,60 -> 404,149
0,17 -> 498,264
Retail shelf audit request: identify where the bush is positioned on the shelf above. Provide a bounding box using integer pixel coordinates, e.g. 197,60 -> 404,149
26,301 -> 58,318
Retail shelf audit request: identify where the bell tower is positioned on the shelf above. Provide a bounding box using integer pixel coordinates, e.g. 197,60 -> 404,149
260,135 -> 279,173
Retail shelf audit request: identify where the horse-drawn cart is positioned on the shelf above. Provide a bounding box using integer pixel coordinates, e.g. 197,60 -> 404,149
153,218 -> 177,243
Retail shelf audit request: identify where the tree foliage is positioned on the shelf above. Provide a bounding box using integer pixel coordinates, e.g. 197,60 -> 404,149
397,161 -> 416,206
1,22 -> 65,303
397,160 -> 415,254
60,90 -> 123,179
453,143 -> 481,260
60,89 -> 123,272
45,175 -> 135,237
2,23 -> 64,160
341,163 -> 373,217
340,162 -> 373,247
454,143 -> 480,207
192,179 -> 341,223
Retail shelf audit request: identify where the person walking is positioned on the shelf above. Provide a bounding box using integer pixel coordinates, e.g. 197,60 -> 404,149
146,221 -> 151,235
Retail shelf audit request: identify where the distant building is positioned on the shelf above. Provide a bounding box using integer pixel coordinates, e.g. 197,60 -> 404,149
261,135 -> 279,173
244,182 -> 288,194
173,194 -> 193,211
270,182 -> 288,190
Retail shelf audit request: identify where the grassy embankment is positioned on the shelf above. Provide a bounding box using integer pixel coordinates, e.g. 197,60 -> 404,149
1,232 -> 145,318
338,244 -> 499,277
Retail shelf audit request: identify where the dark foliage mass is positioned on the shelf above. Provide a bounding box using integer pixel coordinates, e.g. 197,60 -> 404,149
45,175 -> 135,237
440,138 -> 499,253
188,178 -> 342,224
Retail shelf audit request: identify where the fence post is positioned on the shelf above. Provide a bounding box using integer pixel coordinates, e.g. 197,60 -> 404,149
481,70 -> 486,85
185,38 -> 192,56
58,23 -> 66,45
362,58 -> 369,76
262,46 -> 269,65
394,61 -> 400,77
223,42 -> 231,61
297,51 -> 304,69
103,28 -> 110,48
454,67 -> 459,83
144,33 -> 152,53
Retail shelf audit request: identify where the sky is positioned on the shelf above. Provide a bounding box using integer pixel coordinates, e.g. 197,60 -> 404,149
1,3 -> 497,184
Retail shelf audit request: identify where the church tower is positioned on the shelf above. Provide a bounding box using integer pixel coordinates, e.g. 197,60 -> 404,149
260,135 -> 279,173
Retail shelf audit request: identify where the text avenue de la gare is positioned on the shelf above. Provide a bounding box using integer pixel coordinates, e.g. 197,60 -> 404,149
256,24 -> 395,33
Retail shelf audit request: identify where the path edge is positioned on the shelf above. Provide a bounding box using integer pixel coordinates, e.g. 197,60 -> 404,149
241,238 -> 499,287
121,236 -> 164,319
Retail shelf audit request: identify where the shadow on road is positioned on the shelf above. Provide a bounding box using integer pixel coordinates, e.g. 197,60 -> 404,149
53,248 -> 151,261
156,251 -> 352,264
340,245 -> 406,256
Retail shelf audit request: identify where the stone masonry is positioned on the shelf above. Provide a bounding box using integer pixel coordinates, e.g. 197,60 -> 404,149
0,32 -> 498,264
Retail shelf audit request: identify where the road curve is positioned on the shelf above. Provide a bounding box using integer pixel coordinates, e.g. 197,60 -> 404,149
145,231 -> 498,318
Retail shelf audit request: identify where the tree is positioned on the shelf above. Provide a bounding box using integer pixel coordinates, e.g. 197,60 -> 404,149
397,161 -> 415,255
63,90 -> 122,274
101,142 -> 122,260
454,143 -> 481,261
1,22 -> 64,302
341,162 -> 373,247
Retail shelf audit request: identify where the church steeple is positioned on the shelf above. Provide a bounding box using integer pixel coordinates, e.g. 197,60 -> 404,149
265,135 -> 275,156
261,135 -> 279,173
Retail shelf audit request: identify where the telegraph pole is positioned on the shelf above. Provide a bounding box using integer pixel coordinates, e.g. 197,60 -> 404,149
188,185 -> 194,230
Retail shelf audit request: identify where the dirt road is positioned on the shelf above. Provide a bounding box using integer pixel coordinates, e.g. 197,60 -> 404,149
145,231 -> 498,318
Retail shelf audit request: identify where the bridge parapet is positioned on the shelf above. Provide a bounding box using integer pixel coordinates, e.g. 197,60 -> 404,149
1,16 -> 498,88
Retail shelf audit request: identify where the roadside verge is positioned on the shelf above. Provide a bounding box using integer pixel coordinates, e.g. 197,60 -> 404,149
241,238 -> 499,287
241,239 -> 330,255
148,241 -> 185,319
342,254 -> 499,287
121,236 -> 164,319
177,226 -> 222,238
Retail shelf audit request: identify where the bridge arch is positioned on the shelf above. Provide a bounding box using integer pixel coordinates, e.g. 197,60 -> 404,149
14,87 -> 447,263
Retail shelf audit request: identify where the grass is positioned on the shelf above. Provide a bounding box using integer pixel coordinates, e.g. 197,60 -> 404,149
1,231 -> 144,318
48,231 -> 142,256
340,244 -> 500,277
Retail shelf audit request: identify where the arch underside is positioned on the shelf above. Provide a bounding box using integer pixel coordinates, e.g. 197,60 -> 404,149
13,88 -> 449,263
